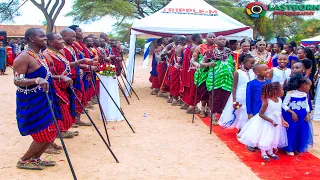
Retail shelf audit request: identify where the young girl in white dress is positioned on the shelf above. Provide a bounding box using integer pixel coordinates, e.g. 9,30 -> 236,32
269,54 -> 291,85
219,54 -> 255,130
238,82 -> 289,161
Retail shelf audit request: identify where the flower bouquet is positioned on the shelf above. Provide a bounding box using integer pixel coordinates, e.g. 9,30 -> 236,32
221,101 -> 242,129
99,64 -> 116,79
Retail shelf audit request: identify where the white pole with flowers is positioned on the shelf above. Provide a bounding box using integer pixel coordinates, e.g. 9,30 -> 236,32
98,64 -> 124,121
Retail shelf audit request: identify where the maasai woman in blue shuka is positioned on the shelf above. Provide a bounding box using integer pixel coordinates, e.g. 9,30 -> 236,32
16,55 -> 62,136
0,42 -> 6,74
282,74 -> 313,155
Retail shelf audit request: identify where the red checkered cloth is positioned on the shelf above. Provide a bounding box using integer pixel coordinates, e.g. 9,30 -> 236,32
74,80 -> 87,113
96,79 -> 100,96
181,44 -> 193,88
157,62 -> 170,92
151,76 -> 160,89
169,66 -> 181,97
59,101 -> 75,131
31,123 -> 57,143
181,69 -> 197,106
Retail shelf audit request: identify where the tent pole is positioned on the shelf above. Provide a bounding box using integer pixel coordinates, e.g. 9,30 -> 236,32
132,41 -> 136,84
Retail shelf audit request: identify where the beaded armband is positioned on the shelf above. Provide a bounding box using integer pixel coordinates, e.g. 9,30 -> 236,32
14,73 -> 26,82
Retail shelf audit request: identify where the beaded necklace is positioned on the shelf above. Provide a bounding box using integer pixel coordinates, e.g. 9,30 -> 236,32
46,48 -> 71,76
252,50 -> 269,64
276,66 -> 288,79
240,67 -> 252,81
65,45 -> 77,60
213,47 -> 229,61
17,49 -> 50,94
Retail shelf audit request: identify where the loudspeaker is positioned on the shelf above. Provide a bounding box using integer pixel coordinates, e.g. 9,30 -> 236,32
0,31 -> 7,45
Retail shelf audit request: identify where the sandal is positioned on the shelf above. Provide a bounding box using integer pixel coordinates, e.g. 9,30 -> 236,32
76,121 -> 92,126
16,160 -> 45,170
150,91 -> 158,95
171,101 -> 182,106
71,123 -> 79,128
32,158 -> 56,167
212,120 -> 219,126
73,131 -> 79,136
52,143 -> 62,150
44,147 -> 61,154
159,93 -> 167,98
167,98 -> 173,103
261,155 -> 270,162
58,131 -> 74,139
199,110 -> 206,118
268,154 -> 279,160
186,108 -> 200,114
180,104 -> 188,110
246,145 -> 256,152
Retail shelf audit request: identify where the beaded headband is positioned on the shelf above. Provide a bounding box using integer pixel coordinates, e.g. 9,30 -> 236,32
256,40 -> 266,46
241,40 -> 250,47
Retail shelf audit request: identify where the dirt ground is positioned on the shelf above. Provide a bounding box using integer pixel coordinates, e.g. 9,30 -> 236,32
0,56 -> 319,180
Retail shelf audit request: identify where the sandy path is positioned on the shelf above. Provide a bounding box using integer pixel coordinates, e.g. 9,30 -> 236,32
0,56 -> 318,180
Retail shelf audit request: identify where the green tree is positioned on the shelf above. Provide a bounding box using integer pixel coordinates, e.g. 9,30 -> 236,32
66,0 -> 136,24
136,38 -> 146,49
111,23 -> 132,42
299,19 -> 320,37
0,0 -> 21,23
29,0 -> 66,33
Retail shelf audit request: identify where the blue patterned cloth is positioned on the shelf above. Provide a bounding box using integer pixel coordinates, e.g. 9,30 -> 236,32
150,54 -> 158,77
282,96 -> 313,152
16,66 -> 62,136
0,47 -> 5,71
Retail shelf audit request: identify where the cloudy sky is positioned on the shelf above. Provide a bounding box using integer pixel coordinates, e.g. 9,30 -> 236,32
8,0 -> 117,33
5,0 -> 320,33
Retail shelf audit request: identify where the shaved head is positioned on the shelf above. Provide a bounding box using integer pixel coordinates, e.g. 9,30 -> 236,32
206,32 -> 216,38
60,28 -> 76,45
60,28 -> 75,36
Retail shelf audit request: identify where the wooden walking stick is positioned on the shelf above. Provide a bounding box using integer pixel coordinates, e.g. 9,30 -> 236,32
157,52 -> 175,97
96,74 -> 135,133
121,72 -> 140,100
192,67 -> 201,123
70,87 -> 120,162
45,92 -> 77,180
210,63 -> 215,134
89,66 -> 111,146
117,78 -> 130,105
119,75 -> 132,98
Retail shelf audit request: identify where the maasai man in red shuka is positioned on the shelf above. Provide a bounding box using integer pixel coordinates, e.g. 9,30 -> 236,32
169,35 -> 186,106
150,39 -> 163,95
164,35 -> 180,103
44,33 -> 76,141
156,37 -> 170,97
14,28 -> 60,170
109,39 -> 123,76
60,28 -> 92,127
83,37 -> 99,102
181,33 -> 203,114
192,33 -> 216,118
70,25 -> 98,107
179,35 -> 193,109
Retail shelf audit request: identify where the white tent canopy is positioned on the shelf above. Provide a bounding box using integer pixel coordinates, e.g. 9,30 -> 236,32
125,0 -> 253,96
301,35 -> 320,46
131,0 -> 253,39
